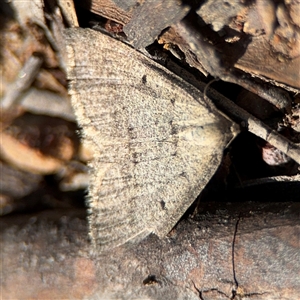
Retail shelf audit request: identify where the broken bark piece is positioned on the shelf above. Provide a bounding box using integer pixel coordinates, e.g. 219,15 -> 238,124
158,26 -> 208,76
57,0 -> 79,27
235,37 -> 300,90
175,20 -> 293,112
80,0 -> 135,25
123,0 -> 190,48
196,0 -> 300,89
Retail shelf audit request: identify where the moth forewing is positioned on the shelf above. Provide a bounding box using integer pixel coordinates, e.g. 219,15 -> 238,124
65,28 -> 237,251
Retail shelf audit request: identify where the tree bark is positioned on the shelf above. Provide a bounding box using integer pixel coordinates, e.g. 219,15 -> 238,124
1,201 -> 299,299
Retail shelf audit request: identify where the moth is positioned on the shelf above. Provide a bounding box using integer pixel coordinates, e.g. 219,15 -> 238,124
65,28 -> 237,251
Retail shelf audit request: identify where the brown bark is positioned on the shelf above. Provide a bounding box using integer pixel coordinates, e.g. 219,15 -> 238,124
1,201 -> 300,299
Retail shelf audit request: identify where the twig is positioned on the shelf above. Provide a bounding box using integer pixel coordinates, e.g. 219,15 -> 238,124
204,81 -> 300,165
1,55 -> 43,109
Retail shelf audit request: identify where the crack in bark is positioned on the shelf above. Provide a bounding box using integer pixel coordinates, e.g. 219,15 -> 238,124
231,215 -> 241,299
191,216 -> 243,300
208,288 -> 231,298
230,217 -> 270,299
191,280 -> 204,300
243,291 -> 269,298
202,288 -> 231,299
192,281 -> 232,300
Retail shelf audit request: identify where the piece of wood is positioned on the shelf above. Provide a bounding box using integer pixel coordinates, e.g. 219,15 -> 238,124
81,0 -> 135,24
175,20 -> 297,112
123,0 -> 190,48
1,200 -> 299,299
1,56 -> 43,109
197,0 -> 300,89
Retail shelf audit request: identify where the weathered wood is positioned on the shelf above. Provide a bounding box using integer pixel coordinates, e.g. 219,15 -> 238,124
175,20 -> 294,112
123,0 -> 190,48
235,37 -> 300,90
80,0 -> 135,24
196,0 -> 300,89
84,0 -> 300,90
1,200 -> 299,299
